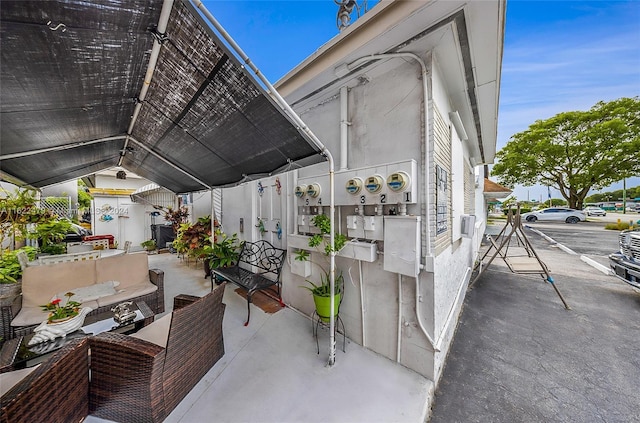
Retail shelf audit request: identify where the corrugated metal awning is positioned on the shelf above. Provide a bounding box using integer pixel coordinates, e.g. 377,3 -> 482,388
131,183 -> 163,197
0,0 -> 325,193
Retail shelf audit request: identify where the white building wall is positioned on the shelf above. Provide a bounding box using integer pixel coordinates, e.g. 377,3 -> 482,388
429,58 -> 478,380
92,173 -> 153,248
191,52 -> 485,382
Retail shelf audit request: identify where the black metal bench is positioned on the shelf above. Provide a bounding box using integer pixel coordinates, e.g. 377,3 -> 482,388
211,240 -> 286,326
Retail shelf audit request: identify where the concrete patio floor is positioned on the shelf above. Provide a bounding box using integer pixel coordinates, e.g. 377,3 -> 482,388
85,252 -> 432,423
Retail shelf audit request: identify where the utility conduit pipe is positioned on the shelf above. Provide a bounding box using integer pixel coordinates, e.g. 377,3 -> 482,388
359,260 -> 366,347
192,0 -> 338,366
397,273 -> 402,363
339,86 -> 349,171
415,275 -> 438,352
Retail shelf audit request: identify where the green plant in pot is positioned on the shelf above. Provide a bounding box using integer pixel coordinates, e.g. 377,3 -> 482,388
300,263 -> 344,323
34,219 -> 71,255
203,230 -> 243,282
296,214 -> 348,322
0,246 -> 37,308
141,239 -> 157,252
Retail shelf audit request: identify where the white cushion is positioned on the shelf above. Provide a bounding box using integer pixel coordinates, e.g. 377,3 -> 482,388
0,364 -> 40,396
95,282 -> 157,308
52,281 -> 120,304
21,260 -> 96,307
131,313 -> 172,348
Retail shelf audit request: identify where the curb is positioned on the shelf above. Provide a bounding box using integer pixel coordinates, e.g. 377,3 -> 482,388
579,255 -> 614,276
524,225 -> 613,275
525,225 -> 577,255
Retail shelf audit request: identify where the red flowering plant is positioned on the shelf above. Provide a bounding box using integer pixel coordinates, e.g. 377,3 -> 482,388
40,292 -> 81,323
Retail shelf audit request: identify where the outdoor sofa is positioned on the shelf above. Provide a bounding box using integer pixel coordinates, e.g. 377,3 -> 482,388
1,252 -> 165,340
0,287 -> 225,423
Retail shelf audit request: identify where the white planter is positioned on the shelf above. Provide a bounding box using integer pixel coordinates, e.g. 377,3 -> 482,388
28,307 -> 92,345
288,234 -> 378,262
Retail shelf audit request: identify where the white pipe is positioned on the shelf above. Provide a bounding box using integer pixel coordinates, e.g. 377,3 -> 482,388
359,260 -> 366,347
127,0 -> 174,135
127,137 -> 211,189
292,170 -> 299,235
191,0 -> 338,366
415,275 -> 438,352
117,136 -> 130,166
210,189 -> 215,249
0,135 -> 127,160
339,86 -> 349,171
397,273 -> 402,363
341,53 -> 432,260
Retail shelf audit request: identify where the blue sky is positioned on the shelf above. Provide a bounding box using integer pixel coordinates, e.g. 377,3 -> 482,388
202,0 -> 640,201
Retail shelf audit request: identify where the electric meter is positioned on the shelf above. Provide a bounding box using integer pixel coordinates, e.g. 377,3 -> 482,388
365,175 -> 384,194
294,185 -> 307,198
345,177 -> 364,195
387,171 -> 410,192
306,183 -> 321,198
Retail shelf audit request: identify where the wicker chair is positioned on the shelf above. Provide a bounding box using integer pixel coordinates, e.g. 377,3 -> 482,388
89,287 -> 226,423
0,338 -> 90,423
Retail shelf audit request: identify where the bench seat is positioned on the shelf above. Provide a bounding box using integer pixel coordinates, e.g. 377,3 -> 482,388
212,240 -> 286,326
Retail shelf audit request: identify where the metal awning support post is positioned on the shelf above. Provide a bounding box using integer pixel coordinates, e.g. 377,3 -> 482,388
0,136 -> 127,161
127,0 -> 174,136
128,137 -> 211,190
191,0 -> 338,366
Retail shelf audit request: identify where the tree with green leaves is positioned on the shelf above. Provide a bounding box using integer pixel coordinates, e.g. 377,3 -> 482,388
492,97 -> 640,209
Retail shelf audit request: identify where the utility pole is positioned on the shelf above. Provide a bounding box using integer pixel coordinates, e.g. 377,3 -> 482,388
623,178 -> 627,214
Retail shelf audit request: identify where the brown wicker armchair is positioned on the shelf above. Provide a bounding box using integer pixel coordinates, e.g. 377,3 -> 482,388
89,287 -> 226,423
0,338 -> 90,423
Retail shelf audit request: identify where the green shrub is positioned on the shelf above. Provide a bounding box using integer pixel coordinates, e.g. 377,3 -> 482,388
503,207 -> 532,215
0,246 -> 37,283
605,222 -> 631,231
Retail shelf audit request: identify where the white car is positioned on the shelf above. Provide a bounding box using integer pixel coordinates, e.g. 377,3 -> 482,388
583,206 -> 606,216
522,207 -> 586,224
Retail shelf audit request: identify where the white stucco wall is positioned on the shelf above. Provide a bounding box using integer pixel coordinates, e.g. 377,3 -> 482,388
190,52 -> 486,383
92,174 -> 153,248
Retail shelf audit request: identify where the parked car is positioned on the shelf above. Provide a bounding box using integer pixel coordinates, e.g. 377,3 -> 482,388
583,206 -> 606,216
521,207 -> 586,224
609,228 -> 640,289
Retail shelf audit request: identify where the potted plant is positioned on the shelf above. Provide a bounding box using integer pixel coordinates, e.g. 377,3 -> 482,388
29,292 -> 93,345
0,246 -> 37,307
174,215 -> 213,259
33,219 -> 71,255
203,230 -> 243,281
40,292 -> 82,323
141,239 -> 157,252
173,216 -> 219,275
300,264 -> 344,322
296,214 -> 348,322
163,206 -> 190,235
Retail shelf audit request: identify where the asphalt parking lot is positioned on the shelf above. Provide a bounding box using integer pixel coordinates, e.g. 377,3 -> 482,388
429,219 -> 640,423
524,220 -> 619,256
